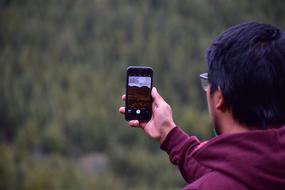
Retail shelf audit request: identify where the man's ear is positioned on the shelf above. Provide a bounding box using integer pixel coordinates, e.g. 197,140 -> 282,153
214,87 -> 226,111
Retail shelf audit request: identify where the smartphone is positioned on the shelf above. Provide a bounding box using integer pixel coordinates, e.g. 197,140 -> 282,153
125,66 -> 153,122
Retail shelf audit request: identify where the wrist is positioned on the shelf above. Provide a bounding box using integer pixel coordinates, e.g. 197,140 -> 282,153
160,122 -> 176,144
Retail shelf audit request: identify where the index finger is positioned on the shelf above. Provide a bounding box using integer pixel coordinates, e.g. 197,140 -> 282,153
121,94 -> 126,101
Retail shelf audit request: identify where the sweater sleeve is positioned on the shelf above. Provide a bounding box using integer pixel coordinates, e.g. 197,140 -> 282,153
160,127 -> 212,183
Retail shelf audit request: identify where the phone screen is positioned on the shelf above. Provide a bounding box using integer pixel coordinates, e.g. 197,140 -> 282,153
125,67 -> 153,121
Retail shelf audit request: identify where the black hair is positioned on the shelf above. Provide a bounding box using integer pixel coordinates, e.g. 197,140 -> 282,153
206,22 -> 285,128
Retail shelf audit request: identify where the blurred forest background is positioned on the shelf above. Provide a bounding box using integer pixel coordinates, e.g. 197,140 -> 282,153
0,0 -> 284,189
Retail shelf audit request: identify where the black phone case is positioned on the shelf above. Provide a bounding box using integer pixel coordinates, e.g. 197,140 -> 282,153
125,66 -> 153,122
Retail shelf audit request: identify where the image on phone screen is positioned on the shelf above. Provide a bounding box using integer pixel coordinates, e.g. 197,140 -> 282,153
128,76 -> 151,109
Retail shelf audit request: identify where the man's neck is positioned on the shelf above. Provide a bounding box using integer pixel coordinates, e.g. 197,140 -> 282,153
221,123 -> 251,134
218,112 -> 253,134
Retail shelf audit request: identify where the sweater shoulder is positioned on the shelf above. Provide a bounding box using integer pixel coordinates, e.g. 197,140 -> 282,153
183,171 -> 249,190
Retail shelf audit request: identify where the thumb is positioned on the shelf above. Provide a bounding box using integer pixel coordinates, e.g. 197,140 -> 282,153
152,87 -> 164,105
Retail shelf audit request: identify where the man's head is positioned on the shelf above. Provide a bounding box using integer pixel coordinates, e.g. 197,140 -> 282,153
206,22 -> 285,130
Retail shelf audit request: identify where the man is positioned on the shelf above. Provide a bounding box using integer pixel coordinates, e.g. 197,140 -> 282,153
119,22 -> 285,189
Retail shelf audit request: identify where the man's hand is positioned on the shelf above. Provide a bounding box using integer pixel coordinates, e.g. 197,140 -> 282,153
119,87 -> 176,144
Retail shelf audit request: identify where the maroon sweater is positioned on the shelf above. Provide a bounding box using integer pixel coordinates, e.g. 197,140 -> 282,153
160,126 -> 285,190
